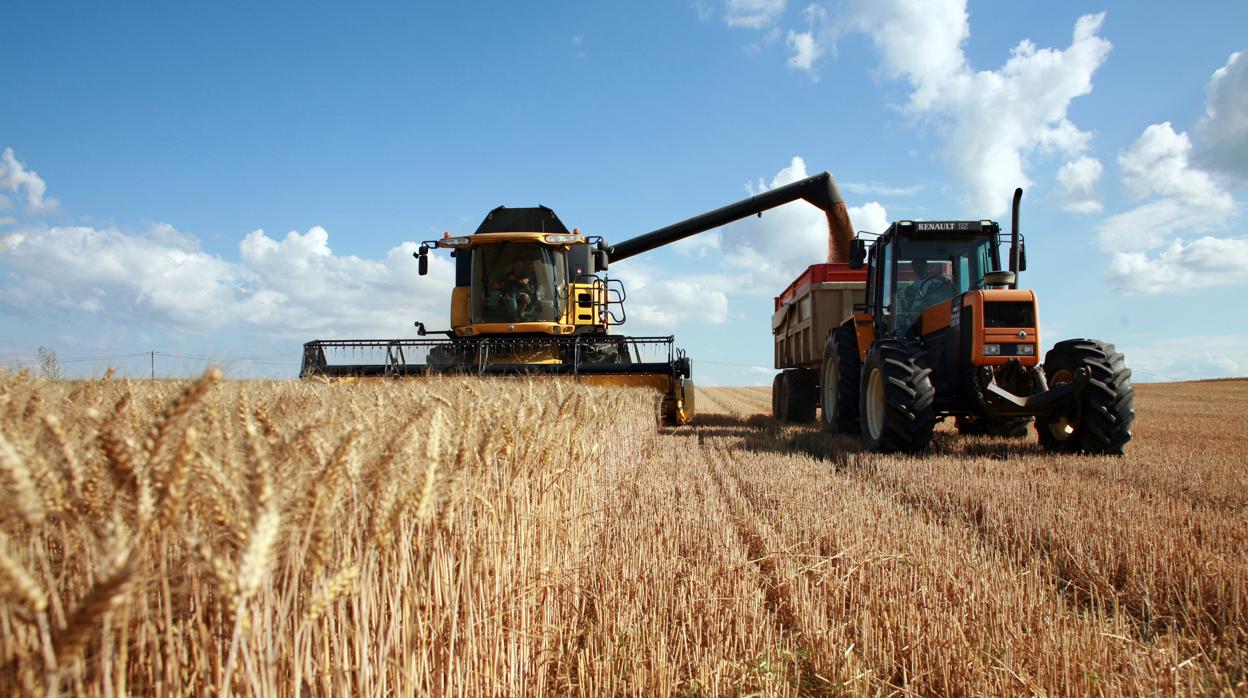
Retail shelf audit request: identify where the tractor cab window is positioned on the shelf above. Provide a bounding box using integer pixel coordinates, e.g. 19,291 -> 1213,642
472,244 -> 567,324
890,235 -> 995,336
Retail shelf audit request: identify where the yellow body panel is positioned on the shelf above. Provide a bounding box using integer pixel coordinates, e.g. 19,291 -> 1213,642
454,321 -> 575,336
450,286 -> 471,327
454,231 -> 560,246
570,281 -> 604,328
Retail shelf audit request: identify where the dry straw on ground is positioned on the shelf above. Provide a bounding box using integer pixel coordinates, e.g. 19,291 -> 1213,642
0,371 -> 1244,695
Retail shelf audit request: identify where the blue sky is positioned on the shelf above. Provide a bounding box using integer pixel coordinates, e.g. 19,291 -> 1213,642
2,1 -> 1246,384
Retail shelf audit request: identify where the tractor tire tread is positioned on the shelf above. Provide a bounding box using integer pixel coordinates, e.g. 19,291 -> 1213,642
821,325 -> 861,433
863,339 -> 936,454
1039,338 -> 1135,455
780,368 -> 818,423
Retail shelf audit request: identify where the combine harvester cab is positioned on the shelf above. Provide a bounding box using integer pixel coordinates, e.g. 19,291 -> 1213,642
301,205 -> 696,424
303,170 -> 860,426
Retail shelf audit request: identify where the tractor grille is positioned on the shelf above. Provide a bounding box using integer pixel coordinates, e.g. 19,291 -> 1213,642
983,301 -> 1034,328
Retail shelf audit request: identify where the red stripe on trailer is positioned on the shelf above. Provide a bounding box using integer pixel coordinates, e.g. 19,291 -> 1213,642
775,263 -> 867,310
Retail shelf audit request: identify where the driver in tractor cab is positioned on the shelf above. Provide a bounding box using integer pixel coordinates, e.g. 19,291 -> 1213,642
906,258 -> 955,311
501,258 -> 538,321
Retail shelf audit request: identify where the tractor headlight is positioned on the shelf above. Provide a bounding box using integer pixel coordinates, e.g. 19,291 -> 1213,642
983,344 -> 1002,356
544,234 -> 579,244
1017,344 -> 1035,356
439,236 -> 471,247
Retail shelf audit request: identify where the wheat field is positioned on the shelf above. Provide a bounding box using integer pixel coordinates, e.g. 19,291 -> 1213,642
0,371 -> 1244,696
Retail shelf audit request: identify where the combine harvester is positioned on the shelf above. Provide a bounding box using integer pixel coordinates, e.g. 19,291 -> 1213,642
302,172 -> 858,425
771,188 -> 1136,454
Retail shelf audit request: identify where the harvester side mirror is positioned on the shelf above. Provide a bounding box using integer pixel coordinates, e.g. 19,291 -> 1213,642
849,239 -> 867,269
1018,243 -> 1027,271
595,250 -> 609,272
417,244 -> 429,276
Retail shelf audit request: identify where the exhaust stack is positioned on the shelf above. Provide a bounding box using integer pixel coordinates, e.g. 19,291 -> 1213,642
1010,187 -> 1022,289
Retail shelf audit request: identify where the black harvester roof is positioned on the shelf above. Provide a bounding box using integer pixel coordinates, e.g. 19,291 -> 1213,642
474,205 -> 570,235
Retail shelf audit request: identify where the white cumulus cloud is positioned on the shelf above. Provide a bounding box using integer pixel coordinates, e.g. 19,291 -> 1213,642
1099,110 -> 1243,294
1105,236 -> 1248,295
0,148 -> 58,213
1195,50 -> 1248,185
848,201 -> 889,235
758,3 -> 1111,216
627,276 -> 731,331
786,30 -> 821,74
784,3 -> 829,75
724,0 -> 787,28
0,222 -> 454,339
1054,156 -> 1103,214
1099,123 -> 1235,252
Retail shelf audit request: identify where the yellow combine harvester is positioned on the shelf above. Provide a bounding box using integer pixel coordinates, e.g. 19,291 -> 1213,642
301,173 -> 856,424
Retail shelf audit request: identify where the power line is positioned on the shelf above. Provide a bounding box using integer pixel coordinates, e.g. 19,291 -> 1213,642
0,350 -> 301,376
0,352 -> 150,365
154,352 -> 300,366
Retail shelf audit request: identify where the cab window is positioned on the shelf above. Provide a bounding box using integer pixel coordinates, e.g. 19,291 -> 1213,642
471,244 -> 567,324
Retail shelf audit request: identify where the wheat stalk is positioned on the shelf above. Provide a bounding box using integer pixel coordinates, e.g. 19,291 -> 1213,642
0,430 -> 46,527
0,528 -> 48,613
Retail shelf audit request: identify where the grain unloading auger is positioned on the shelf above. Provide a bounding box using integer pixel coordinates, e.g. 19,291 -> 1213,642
301,172 -> 857,425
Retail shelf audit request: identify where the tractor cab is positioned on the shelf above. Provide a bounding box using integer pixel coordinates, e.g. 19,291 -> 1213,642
852,220 -> 1010,339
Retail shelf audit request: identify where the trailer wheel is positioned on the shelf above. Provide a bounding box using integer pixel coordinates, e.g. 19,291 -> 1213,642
955,415 -> 1032,438
820,324 -> 861,433
1037,339 -> 1135,455
771,372 -> 784,420
779,368 -> 818,423
860,340 -> 935,454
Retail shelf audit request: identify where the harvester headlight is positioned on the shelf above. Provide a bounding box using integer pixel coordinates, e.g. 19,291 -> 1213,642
438,236 -> 471,247
983,344 -> 1002,356
1018,344 -> 1035,356
544,234 -> 579,244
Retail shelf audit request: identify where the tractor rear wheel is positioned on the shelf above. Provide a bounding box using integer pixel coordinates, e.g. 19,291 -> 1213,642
820,324 -> 861,433
780,368 -> 818,423
955,415 -> 1032,437
860,340 -> 936,453
1037,339 -> 1135,455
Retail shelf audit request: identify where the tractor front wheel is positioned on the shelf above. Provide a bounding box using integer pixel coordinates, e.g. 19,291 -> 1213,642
860,340 -> 936,454
1037,339 -> 1135,455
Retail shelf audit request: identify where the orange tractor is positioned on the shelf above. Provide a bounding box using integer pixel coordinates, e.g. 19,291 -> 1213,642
773,189 -> 1136,454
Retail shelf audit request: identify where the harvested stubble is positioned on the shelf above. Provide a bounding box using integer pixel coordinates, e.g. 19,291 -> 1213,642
0,371 -> 1244,696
